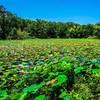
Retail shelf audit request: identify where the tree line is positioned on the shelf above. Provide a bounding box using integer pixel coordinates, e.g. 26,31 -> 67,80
0,5 -> 100,39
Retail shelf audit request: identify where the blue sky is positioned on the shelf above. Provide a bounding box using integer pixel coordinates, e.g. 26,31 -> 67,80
0,0 -> 100,24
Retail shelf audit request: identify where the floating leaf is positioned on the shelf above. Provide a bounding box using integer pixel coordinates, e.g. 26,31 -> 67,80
66,63 -> 71,70
61,61 -> 67,67
35,94 -> 46,100
91,69 -> 100,76
74,66 -> 84,74
64,96 -> 71,100
18,93 -> 27,100
0,90 -> 7,97
53,75 -> 67,86
59,91 -> 67,98
23,82 -> 45,94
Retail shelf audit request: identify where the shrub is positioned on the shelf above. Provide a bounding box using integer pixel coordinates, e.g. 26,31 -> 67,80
16,29 -> 29,39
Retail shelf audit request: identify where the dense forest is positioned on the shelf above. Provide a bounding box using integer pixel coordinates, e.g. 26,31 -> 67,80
0,5 -> 100,39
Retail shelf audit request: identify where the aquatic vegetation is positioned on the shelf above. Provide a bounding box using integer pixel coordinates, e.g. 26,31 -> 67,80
0,39 -> 100,100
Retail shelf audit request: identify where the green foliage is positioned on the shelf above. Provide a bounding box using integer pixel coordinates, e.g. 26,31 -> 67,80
70,83 -> 93,100
55,75 -> 67,85
91,69 -> 100,76
0,90 -> 8,100
35,94 -> 46,100
23,82 -> 45,94
0,90 -> 7,97
74,66 -> 84,74
18,93 -> 27,100
64,96 -> 70,100
59,90 -> 71,100
0,39 -> 100,99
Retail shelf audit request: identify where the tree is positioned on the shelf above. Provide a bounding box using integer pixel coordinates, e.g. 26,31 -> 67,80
0,5 -> 7,39
95,25 -> 100,38
0,5 -> 99,39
